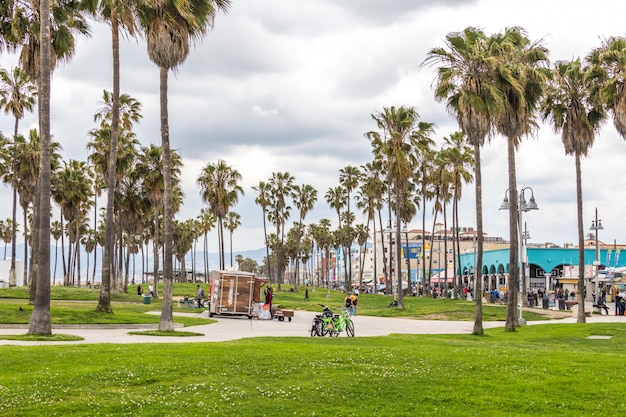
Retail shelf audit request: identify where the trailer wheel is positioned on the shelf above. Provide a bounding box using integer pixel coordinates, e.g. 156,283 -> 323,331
208,312 -> 214,318
278,316 -> 284,322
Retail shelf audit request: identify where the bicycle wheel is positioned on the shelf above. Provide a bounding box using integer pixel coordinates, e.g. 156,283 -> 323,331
345,319 -> 355,337
319,321 -> 330,337
310,319 -> 319,337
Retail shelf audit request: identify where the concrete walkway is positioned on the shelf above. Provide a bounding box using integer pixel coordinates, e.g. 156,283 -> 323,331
1,302 -> 623,346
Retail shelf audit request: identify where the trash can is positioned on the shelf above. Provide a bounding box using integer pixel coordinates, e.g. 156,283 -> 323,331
143,295 -> 151,305
542,297 -> 549,309
557,298 -> 565,311
528,298 -> 534,308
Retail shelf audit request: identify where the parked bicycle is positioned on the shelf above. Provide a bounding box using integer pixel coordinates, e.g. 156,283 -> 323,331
310,304 -> 355,337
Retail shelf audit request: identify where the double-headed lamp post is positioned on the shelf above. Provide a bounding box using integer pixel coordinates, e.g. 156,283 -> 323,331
500,186 -> 539,325
590,208 -> 603,305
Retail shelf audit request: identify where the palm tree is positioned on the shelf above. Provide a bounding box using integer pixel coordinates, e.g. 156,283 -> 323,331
492,27 -> 550,330
366,105 -> 435,309
423,27 -> 505,335
88,90 -> 142,311
197,208 -> 216,281
292,183 -> 317,290
268,172 -> 294,289
52,160 -> 94,286
253,181 -> 273,281
587,37 -> 626,140
339,166 -> 361,291
432,148 -> 454,295
542,59 -> 606,324
48,220 -> 60,286
442,132 -> 474,294
14,129 -> 62,291
137,0 -> 231,331
27,0 -> 52,335
135,144 -> 164,296
359,161 -> 386,290
224,211 -> 241,268
197,160 -> 243,271
0,66 -> 36,287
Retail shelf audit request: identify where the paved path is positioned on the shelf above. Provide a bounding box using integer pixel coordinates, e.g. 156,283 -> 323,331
1,302 -> 624,346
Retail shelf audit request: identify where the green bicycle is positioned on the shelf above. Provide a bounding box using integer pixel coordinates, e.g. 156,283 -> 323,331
310,304 -> 355,337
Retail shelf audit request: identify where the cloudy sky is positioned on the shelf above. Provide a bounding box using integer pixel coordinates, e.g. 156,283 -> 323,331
1,0 -> 626,254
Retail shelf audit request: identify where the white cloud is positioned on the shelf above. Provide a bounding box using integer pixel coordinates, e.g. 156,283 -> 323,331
1,0 -> 626,253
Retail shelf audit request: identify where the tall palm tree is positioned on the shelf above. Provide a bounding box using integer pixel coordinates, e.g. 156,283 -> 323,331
88,90 -> 142,311
359,161 -> 386,289
197,159 -> 243,271
442,132 -> 474,294
253,181 -> 273,281
542,59 -> 606,324
423,27 -> 505,335
268,171 -> 294,289
366,105 -> 435,309
339,166 -> 361,291
492,27 -> 550,330
135,144 -> 164,296
197,208 -> 216,281
224,211 -> 241,268
292,183 -> 317,290
137,0 -> 231,331
14,129 -> 61,291
52,160 -> 94,286
0,66 -> 36,287
50,220 -> 62,285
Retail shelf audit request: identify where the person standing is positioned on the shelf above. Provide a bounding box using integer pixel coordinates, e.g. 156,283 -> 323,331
265,287 -> 273,312
196,285 -> 205,308
149,284 -> 154,297
349,292 -> 358,316
137,284 -> 143,296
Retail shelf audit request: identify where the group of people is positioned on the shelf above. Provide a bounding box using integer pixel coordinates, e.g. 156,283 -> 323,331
136,284 -> 154,297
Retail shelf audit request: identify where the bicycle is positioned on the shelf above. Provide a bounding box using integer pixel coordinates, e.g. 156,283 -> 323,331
310,304 -> 354,337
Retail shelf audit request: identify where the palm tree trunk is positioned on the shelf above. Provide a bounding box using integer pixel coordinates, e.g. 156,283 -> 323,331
22,206 -> 28,286
262,209 -> 271,282
158,65 -> 174,331
575,152 -> 586,323
395,193 -> 404,308
28,0 -> 52,334
9,176 -> 17,287
505,136 -> 520,331
472,142 -> 484,335
96,13 -> 120,314
92,194 -> 98,284
377,208 -> 387,291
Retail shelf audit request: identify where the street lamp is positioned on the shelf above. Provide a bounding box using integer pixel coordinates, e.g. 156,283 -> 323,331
499,186 -> 539,325
521,222 -> 531,306
590,208 -> 603,307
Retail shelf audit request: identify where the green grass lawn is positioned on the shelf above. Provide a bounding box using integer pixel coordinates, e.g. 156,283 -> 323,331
0,283 -> 613,416
0,323 -> 624,416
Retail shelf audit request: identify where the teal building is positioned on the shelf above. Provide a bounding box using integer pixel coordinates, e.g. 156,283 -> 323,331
457,246 -> 626,294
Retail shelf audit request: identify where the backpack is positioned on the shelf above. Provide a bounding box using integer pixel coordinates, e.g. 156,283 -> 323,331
200,288 -> 205,298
